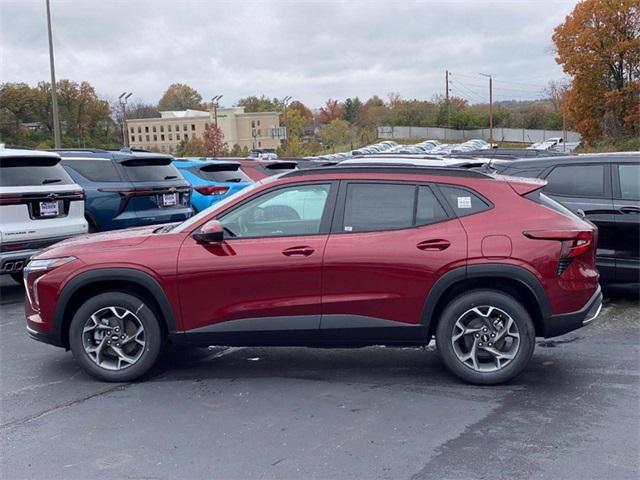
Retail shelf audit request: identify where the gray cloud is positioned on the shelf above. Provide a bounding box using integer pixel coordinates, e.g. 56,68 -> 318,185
0,0 -> 577,107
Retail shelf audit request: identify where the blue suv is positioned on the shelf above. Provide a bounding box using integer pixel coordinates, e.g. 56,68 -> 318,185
173,158 -> 253,212
56,149 -> 192,232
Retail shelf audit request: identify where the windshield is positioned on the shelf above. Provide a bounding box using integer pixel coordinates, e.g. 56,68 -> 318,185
172,175 -> 280,233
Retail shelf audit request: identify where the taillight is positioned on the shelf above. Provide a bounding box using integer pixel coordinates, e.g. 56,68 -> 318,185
523,230 -> 594,275
194,185 -> 229,196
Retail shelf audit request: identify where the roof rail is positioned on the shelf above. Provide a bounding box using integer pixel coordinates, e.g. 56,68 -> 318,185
49,148 -> 109,153
283,164 -> 491,179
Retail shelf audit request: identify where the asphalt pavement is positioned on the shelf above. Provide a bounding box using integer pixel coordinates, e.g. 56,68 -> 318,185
1,276 -> 638,480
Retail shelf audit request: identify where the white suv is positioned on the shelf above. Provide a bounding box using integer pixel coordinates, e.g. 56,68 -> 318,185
0,147 -> 87,282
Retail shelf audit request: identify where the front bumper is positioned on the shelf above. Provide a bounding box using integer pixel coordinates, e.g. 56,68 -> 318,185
27,323 -> 65,348
542,286 -> 603,338
1,249 -> 39,274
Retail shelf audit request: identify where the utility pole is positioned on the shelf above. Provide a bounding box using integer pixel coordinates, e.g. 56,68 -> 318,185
118,92 -> 132,147
281,95 -> 292,152
445,70 -> 450,139
479,73 -> 493,146
211,95 -> 223,128
46,0 -> 61,148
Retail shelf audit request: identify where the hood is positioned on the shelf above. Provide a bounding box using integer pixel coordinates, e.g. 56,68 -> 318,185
34,224 -> 162,259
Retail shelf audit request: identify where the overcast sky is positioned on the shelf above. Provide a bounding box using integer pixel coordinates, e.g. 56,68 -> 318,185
1,0 -> 577,108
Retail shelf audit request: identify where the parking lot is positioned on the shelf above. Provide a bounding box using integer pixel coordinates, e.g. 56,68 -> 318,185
0,276 -> 638,480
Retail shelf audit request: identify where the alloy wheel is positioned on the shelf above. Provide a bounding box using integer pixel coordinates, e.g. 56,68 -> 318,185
82,306 -> 146,371
451,305 -> 520,372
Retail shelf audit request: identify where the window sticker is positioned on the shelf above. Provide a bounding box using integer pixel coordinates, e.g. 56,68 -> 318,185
457,196 -> 472,209
344,226 -> 353,232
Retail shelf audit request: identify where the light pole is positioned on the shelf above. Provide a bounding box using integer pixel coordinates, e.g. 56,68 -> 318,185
118,92 -> 133,147
211,95 -> 223,128
479,73 -> 493,146
46,0 -> 61,148
281,96 -> 292,152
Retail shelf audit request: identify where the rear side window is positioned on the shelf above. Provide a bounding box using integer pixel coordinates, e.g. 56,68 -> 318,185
121,159 -> 181,182
0,157 -> 74,187
544,164 -> 605,198
343,183 -> 415,232
416,186 -> 448,225
189,165 -> 251,183
62,159 -> 120,182
438,185 -> 490,217
504,168 -> 544,179
618,164 -> 639,200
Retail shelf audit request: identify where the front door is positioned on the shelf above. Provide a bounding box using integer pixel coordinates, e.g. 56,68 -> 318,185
177,182 -> 336,337
612,163 -> 640,283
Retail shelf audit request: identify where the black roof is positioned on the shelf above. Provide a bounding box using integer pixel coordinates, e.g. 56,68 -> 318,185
284,164 -> 491,179
495,152 -> 639,170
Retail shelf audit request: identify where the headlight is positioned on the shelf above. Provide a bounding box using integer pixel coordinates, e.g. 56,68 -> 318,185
23,256 -> 76,274
24,257 -> 76,311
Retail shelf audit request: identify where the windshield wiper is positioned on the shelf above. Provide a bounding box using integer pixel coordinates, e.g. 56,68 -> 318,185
164,175 -> 178,180
42,178 -> 62,184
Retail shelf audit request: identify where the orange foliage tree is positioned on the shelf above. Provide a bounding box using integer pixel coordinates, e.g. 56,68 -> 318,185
553,0 -> 640,143
203,124 -> 228,157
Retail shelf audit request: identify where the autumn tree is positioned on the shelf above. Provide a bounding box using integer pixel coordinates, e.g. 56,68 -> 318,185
317,99 -> 345,124
203,124 -> 228,156
553,0 -> 640,143
127,102 -> 160,119
288,100 -> 312,120
342,97 -> 363,123
158,83 -> 203,111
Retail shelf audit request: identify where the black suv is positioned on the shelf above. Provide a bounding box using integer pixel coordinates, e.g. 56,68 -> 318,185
493,153 -> 640,284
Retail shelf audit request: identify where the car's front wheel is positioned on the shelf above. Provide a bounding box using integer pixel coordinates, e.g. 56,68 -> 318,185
436,290 -> 535,385
69,292 -> 162,382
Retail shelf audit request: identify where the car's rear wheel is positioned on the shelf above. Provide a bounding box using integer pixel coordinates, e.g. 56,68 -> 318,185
69,292 -> 162,382
436,290 -> 535,385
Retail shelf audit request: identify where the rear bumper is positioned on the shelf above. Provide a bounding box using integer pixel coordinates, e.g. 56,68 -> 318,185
1,234 -> 77,273
542,285 -> 602,338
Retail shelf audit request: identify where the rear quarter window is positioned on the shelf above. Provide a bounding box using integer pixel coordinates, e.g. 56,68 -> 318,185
0,157 -> 74,187
438,185 -> 491,217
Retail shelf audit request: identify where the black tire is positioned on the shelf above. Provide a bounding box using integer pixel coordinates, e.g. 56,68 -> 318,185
69,292 -> 162,382
10,272 -> 23,285
436,289 -> 535,385
86,216 -> 98,233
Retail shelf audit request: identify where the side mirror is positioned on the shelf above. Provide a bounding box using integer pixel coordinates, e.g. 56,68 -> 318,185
193,220 -> 224,244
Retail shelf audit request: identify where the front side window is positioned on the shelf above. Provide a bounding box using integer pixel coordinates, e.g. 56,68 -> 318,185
545,164 -> 605,198
618,164 -> 640,200
220,184 -> 331,238
343,183 -> 415,232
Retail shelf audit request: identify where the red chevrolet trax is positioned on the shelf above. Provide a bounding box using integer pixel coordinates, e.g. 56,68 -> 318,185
24,165 -> 602,384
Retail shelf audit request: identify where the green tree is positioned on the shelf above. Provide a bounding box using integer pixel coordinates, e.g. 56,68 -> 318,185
158,83 -> 203,111
237,95 -> 282,113
175,137 -> 205,157
319,119 -> 349,152
285,109 -> 306,139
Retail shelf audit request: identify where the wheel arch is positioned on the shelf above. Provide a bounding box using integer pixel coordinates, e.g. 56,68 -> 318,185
422,264 -> 551,338
54,268 -> 178,348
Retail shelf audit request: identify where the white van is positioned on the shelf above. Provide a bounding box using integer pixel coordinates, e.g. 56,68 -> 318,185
0,147 -> 87,282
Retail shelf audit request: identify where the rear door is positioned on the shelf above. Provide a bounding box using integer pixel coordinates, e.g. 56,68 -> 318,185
611,162 -> 640,282
542,163 -> 616,280
321,181 -> 467,341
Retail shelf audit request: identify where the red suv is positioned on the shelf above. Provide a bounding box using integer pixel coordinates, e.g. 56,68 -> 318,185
24,166 -> 602,384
